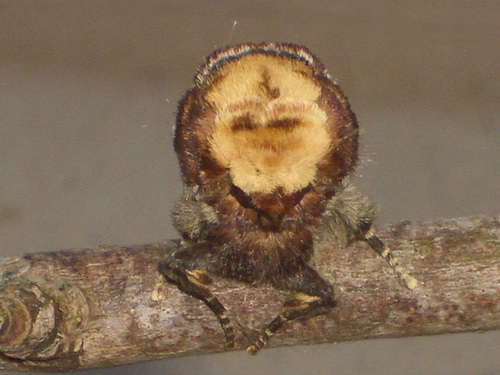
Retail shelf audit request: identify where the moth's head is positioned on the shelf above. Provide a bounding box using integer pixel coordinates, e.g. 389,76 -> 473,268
175,43 -> 358,203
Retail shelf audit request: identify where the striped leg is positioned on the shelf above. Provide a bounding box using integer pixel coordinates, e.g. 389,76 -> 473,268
158,258 -> 235,349
363,227 -> 418,290
246,293 -> 333,354
246,266 -> 336,355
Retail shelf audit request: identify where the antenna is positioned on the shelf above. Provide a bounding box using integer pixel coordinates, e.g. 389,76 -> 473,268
227,20 -> 238,44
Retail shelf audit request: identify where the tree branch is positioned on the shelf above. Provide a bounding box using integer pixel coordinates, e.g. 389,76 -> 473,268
0,215 -> 498,372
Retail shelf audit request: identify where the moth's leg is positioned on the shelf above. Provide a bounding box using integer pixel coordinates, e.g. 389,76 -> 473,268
246,266 -> 336,355
363,227 -> 418,290
158,246 -> 235,349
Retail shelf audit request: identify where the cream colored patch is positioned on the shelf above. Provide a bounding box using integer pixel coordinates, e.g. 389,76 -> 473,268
294,292 -> 321,303
206,55 -> 320,107
206,55 -> 333,194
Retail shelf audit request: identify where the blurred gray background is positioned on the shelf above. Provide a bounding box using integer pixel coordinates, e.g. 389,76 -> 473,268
1,1 -> 499,374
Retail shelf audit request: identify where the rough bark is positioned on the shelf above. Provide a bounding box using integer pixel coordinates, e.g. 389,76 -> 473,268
0,215 -> 498,372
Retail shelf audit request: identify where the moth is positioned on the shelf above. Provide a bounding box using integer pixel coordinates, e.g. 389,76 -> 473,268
158,42 -> 416,354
